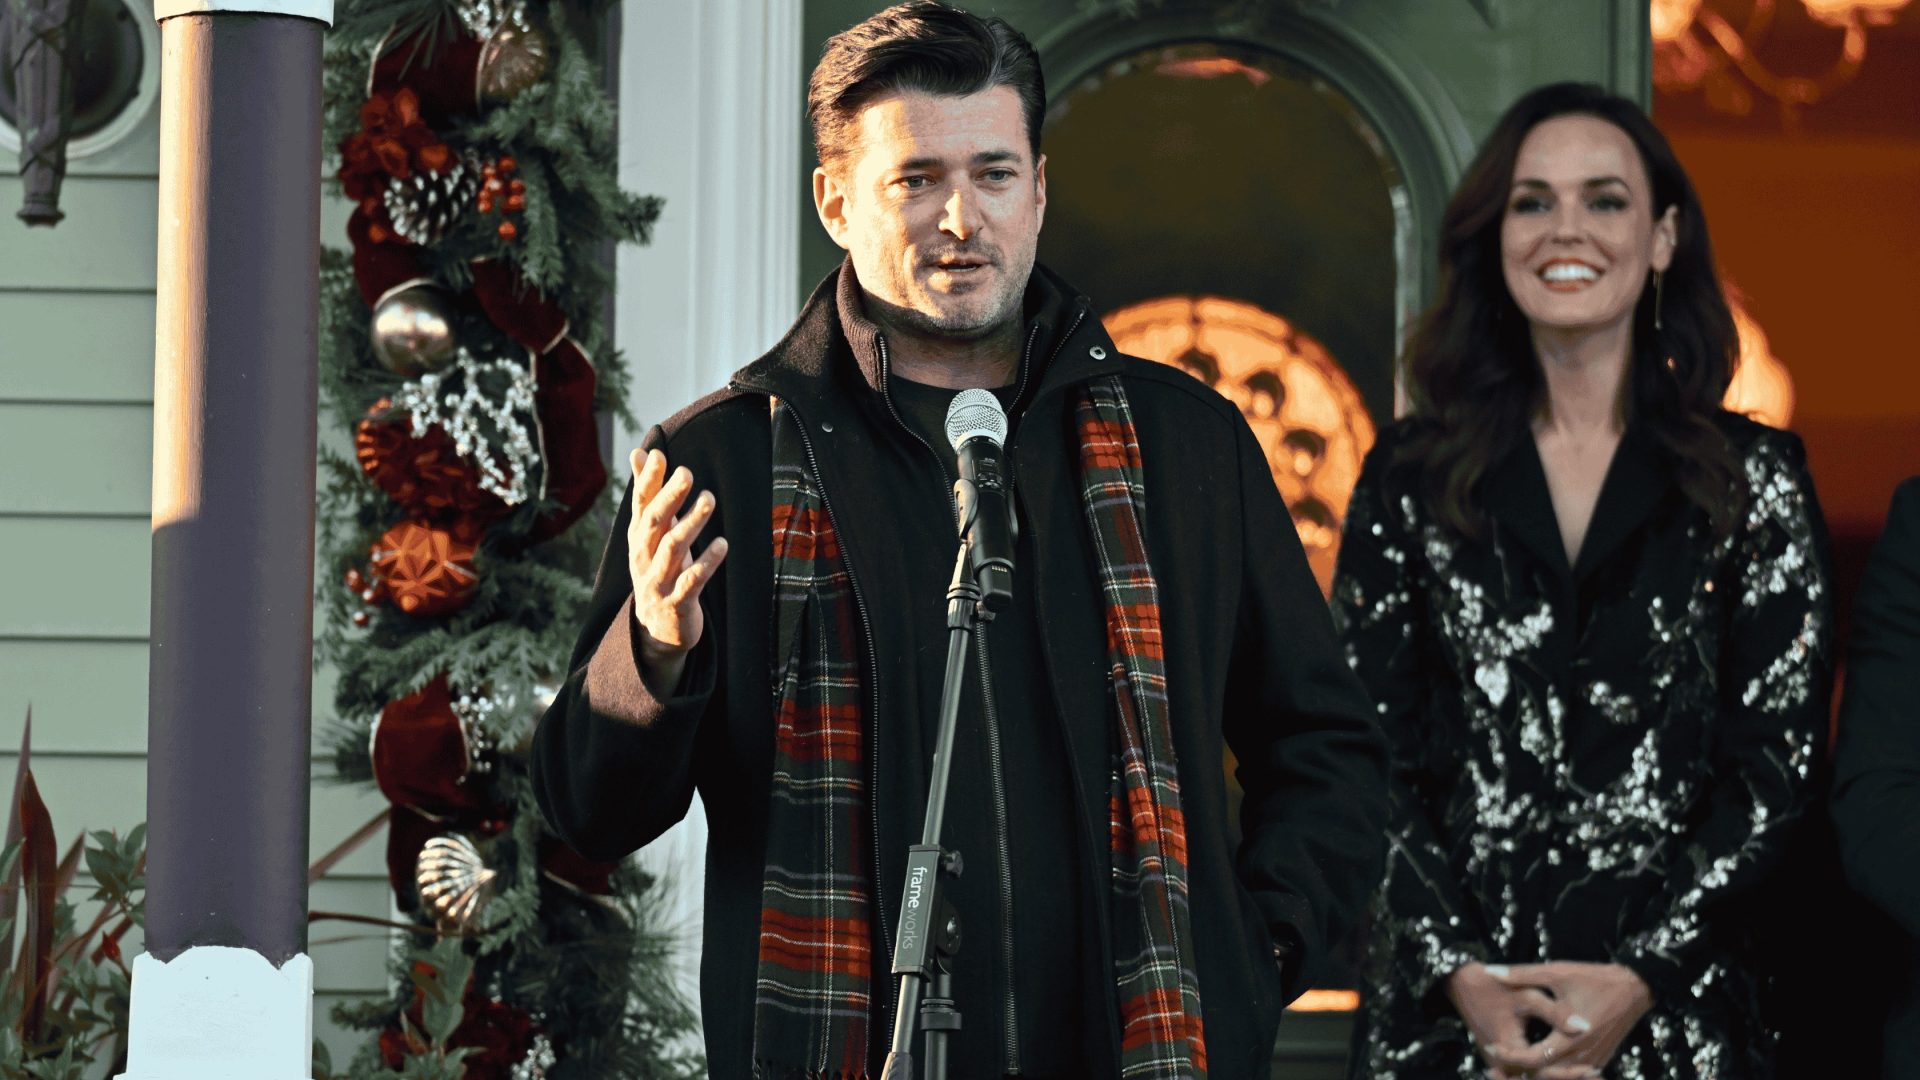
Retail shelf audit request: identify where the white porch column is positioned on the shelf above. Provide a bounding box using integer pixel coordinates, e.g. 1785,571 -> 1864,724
612,0 -> 804,1035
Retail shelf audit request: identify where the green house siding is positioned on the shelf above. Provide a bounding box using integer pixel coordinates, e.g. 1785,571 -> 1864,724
0,80 -> 390,1062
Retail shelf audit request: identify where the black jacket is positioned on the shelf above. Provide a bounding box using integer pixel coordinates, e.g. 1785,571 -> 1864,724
530,263 -> 1389,1078
1338,416 -> 1835,1079
1832,477 -> 1920,1078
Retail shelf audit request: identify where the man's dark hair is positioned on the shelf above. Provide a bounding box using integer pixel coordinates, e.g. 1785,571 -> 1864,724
807,1 -> 1045,173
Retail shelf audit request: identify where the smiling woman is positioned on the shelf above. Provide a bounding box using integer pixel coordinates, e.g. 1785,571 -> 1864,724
1499,115 -> 1677,349
1337,82 -> 1834,1080
1396,82 -> 1743,544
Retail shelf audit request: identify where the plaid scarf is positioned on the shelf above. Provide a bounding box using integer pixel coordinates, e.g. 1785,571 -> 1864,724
754,378 -> 1207,1079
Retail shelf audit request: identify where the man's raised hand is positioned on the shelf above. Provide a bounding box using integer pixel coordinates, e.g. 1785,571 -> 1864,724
626,447 -> 728,691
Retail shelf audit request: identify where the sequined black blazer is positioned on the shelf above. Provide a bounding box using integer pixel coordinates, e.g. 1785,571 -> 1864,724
1334,412 -> 1834,1080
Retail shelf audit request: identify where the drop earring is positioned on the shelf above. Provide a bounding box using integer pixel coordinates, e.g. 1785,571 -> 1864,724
1653,271 -> 1666,332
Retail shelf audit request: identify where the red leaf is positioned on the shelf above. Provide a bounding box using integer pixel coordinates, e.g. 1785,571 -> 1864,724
51,833 -> 83,896
0,708 -> 32,984
37,833 -> 86,1006
14,766 -> 58,1042
90,914 -> 134,967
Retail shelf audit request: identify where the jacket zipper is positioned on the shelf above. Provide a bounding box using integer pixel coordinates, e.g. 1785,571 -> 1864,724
774,399 -> 894,1071
1004,304 -> 1129,1067
973,630 -> 1020,1074
985,318 -> 1053,1074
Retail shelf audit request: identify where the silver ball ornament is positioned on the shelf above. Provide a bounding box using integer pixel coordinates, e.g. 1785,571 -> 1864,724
370,281 -> 460,376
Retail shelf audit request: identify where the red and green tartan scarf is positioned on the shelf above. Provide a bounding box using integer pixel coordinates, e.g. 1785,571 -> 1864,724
754,377 -> 1208,1079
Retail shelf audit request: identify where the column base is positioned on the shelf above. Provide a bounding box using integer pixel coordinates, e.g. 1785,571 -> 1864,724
115,946 -> 314,1080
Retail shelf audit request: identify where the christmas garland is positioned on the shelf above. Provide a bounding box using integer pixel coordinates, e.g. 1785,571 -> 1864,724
314,0 -> 699,1074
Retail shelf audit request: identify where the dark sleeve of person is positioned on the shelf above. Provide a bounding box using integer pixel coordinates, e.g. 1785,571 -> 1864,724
1613,432 -> 1836,1003
1222,419 -> 1390,999
1328,438 -> 1491,1008
529,423 -> 721,862
1831,477 -> 1920,940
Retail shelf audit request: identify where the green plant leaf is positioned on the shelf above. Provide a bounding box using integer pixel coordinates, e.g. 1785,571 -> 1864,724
409,939 -> 473,1049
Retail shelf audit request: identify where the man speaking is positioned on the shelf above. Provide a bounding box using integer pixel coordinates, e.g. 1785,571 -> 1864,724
532,4 -> 1388,1076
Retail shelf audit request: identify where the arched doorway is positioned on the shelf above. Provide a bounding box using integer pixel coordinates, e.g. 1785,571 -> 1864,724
1041,41 -> 1407,595
1103,294 -> 1375,594
1039,41 -> 1420,1024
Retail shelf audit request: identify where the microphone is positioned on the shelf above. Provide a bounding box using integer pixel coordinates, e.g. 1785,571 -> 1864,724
944,388 -> 1015,614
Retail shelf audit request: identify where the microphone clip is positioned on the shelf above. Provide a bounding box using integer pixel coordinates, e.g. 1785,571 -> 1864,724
953,477 -> 1013,617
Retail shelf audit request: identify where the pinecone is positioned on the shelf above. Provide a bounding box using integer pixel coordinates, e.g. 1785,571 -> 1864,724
383,161 -> 481,247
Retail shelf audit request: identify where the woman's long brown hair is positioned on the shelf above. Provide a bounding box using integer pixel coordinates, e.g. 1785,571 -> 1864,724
1398,82 -> 1743,539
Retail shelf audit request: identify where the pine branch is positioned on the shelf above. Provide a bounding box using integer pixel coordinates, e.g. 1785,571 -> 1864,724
316,0 -> 694,1069
512,158 -> 564,291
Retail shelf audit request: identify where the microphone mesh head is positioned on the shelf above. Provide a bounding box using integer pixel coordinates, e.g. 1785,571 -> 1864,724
944,388 -> 1008,451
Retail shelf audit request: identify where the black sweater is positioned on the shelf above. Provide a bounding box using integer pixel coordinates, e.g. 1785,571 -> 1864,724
530,262 -> 1389,1079
881,372 -> 1088,1078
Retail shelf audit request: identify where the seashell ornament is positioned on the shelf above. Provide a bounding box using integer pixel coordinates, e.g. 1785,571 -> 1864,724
417,833 -> 498,929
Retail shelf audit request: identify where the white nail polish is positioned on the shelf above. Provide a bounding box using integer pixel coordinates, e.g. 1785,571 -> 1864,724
1568,1014 -> 1592,1033
1484,964 -> 1510,979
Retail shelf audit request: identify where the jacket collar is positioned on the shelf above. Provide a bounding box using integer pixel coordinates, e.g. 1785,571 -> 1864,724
731,257 -> 1118,417
1482,420 -> 1671,583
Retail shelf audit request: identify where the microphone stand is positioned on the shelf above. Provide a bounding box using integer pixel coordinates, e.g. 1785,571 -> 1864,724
880,477 -> 1009,1080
